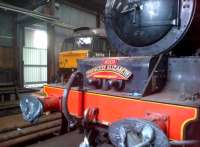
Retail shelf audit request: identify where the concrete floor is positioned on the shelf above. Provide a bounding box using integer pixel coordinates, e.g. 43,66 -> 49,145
28,130 -> 84,147
27,130 -> 112,147
0,112 -> 111,147
0,113 -> 82,147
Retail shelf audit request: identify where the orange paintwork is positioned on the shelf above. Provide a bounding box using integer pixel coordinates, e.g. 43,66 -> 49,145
59,50 -> 88,69
43,85 -> 198,141
43,86 -> 83,117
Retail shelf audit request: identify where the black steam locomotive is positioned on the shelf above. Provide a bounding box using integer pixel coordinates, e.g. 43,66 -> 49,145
20,0 -> 200,147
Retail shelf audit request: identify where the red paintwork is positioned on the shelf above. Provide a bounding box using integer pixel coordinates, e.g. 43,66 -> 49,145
103,59 -> 118,65
43,85 -> 198,141
43,86 -> 84,117
144,112 -> 168,134
41,96 -> 61,112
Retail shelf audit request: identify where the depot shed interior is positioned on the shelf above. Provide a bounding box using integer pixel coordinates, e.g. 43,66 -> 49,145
1,0 -> 200,147
0,0 -> 105,88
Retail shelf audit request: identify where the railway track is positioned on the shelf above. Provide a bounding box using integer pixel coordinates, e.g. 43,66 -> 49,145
0,88 -> 64,146
0,113 -> 62,147
0,87 -> 39,117
0,103 -> 20,117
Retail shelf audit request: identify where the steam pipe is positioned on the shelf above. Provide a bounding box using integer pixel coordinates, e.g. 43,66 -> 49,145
62,71 -> 83,129
0,2 -> 56,21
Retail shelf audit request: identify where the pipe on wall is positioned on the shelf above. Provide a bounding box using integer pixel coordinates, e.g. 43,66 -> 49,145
0,2 -> 75,30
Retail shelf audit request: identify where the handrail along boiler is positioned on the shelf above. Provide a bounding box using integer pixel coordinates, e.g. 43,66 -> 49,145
20,0 -> 200,146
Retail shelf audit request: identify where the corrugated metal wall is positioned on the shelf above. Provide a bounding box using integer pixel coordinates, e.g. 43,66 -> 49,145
54,3 -> 97,50
23,27 -> 47,86
56,4 -> 97,29
0,10 -> 14,48
0,10 -> 16,85
0,10 -> 15,70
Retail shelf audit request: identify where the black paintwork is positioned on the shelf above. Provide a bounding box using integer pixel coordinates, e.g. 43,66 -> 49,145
75,57 -> 200,107
78,56 -> 167,96
105,0 -> 200,56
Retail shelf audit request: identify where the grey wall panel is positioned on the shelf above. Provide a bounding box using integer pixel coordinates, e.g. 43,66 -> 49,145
54,3 -> 97,70
0,10 -> 15,71
54,3 -> 97,40
56,4 -> 96,29
0,10 -> 14,47
0,47 -> 15,69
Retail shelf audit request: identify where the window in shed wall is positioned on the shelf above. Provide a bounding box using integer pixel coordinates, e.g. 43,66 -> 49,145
23,27 -> 47,88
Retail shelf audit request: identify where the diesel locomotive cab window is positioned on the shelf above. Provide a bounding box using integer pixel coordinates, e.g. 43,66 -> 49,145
62,37 -> 93,51
111,0 -> 179,47
75,37 -> 93,49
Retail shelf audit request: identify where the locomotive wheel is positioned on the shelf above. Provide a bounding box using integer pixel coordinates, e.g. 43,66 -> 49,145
108,119 -> 170,147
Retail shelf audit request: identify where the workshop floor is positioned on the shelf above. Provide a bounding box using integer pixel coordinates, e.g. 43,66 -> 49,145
0,112 -> 111,147
28,130 -> 84,147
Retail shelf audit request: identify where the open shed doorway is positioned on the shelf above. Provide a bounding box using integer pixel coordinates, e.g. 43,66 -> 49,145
23,24 -> 48,88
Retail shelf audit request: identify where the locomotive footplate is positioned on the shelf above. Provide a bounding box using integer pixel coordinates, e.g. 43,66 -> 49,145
38,85 -> 199,144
